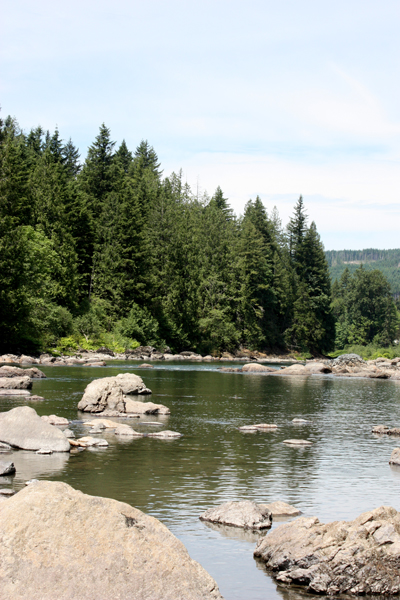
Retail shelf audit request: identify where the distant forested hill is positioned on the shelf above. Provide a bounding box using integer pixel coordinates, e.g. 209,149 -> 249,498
326,249 -> 400,296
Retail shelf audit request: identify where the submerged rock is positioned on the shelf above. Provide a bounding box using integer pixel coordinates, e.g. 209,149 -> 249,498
114,424 -> 144,437
283,439 -> 313,446
0,481 -> 223,600
77,373 -> 154,414
147,430 -> 182,438
254,506 -> 400,596
200,500 -> 272,530
0,407 -> 70,452
253,423 -> 278,430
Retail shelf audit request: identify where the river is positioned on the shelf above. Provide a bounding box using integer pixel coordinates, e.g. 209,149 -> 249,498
2,361 -> 400,600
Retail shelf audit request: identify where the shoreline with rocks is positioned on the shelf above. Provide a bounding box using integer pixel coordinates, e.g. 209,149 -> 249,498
1,353 -> 400,384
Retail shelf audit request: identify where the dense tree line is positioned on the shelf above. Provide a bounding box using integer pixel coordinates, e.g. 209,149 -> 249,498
1,113 -> 394,356
326,249 -> 400,297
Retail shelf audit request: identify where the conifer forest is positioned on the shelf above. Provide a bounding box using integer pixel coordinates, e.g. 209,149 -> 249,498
1,115 -> 398,355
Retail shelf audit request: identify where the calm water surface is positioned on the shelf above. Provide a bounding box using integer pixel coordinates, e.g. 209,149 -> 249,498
2,361 -> 400,600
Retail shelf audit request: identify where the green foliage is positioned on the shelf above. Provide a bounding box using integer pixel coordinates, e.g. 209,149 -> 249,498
327,344 -> 400,360
0,113 -> 343,356
116,303 -> 160,347
326,248 -> 400,296
332,266 -> 398,348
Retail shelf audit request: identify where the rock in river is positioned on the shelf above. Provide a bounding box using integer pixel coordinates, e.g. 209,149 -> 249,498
254,506 -> 400,596
0,366 -> 46,378
283,439 -> 313,446
389,448 -> 400,466
0,376 -> 32,389
259,501 -> 301,517
147,430 -> 182,438
242,363 -> 276,373
0,460 -> 16,476
0,406 -> 70,452
77,373 -> 157,414
200,500 -> 272,530
0,480 -> 223,600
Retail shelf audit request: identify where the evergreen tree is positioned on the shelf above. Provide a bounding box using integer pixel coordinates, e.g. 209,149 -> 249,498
63,138 -> 81,177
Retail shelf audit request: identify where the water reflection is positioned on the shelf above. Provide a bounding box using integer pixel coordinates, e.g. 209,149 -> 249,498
11,450 -> 70,483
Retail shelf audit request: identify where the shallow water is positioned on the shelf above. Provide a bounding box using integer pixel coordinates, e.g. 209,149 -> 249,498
2,361 -> 400,600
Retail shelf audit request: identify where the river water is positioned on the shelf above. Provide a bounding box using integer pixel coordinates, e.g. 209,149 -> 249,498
2,361 -> 400,600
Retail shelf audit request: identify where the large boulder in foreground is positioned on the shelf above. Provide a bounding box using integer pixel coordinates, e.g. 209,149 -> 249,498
0,407 -> 70,452
200,500 -> 272,530
78,374 -> 170,415
0,481 -> 223,600
254,506 -> 400,595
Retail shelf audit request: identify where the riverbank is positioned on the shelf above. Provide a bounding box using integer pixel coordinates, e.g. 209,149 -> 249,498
0,349 -> 298,366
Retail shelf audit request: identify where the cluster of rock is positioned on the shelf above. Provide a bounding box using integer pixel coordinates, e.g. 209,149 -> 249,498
0,365 -> 46,394
327,354 -> 400,379
254,505 -> 400,596
0,481 -> 223,600
221,354 -> 400,380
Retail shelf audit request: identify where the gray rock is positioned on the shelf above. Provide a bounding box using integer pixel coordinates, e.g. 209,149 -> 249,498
0,376 -> 32,389
254,506 -> 400,596
238,425 -> 258,432
124,398 -> 170,415
114,424 -> 144,437
292,418 -> 311,423
147,430 -> 182,438
0,407 -> 70,452
258,501 -> 301,517
0,461 -> 16,476
86,361 -> 107,367
242,363 -> 276,373
0,481 -> 223,600
200,500 -> 272,530
77,373 -> 153,413
0,442 -> 11,450
253,423 -> 278,430
0,366 -> 46,378
89,425 -> 104,434
331,353 -> 366,367
306,362 -> 332,374
27,395 -> 45,401
283,439 -> 313,446
19,355 -> 38,364
36,448 -> 53,455
0,489 -> 15,496
372,425 -> 390,434
63,429 -> 75,438
389,448 -> 400,465
76,436 -> 108,447
279,364 -> 309,376
41,415 -> 69,426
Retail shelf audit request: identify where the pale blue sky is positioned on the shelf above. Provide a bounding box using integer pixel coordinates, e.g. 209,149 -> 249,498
2,0 -> 400,249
